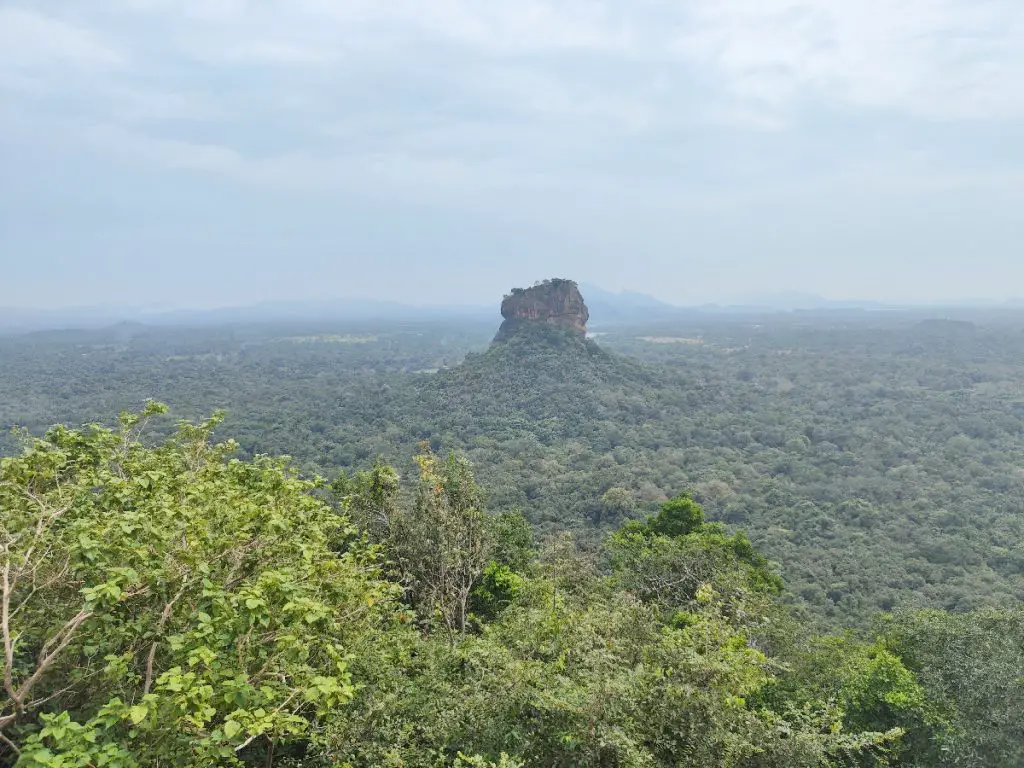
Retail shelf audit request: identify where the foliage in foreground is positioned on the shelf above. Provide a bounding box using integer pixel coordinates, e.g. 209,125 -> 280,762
1,407 -> 1020,767
0,404 -> 396,766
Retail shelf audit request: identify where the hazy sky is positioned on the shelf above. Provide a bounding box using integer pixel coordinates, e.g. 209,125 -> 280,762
3,1 -> 1024,309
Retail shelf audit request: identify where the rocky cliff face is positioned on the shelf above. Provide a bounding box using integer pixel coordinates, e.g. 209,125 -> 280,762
493,279 -> 589,343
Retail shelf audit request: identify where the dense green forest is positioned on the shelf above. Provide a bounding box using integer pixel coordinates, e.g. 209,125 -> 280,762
2,406 -> 1022,766
3,312 -> 1024,628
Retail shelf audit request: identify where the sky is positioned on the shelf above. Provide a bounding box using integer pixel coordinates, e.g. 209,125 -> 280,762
2,0 -> 1024,309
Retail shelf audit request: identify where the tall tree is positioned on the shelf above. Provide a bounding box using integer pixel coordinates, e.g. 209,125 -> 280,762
390,447 -> 489,636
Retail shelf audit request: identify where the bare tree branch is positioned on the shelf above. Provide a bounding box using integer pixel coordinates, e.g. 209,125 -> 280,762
144,582 -> 189,695
0,727 -> 20,757
14,609 -> 92,713
2,561 -> 17,706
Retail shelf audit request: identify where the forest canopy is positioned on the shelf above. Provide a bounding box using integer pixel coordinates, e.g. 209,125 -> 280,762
1,406 -> 1021,767
2,313 -> 1023,627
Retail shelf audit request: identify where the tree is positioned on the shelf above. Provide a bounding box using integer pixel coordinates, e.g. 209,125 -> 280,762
487,510 -> 533,573
322,535 -> 901,768
332,457 -> 400,543
607,494 -> 783,633
647,493 -> 704,538
761,635 -> 935,766
389,447 -> 489,637
0,408 -> 918,767
593,487 -> 636,526
0,404 -> 397,766
878,608 -> 1024,767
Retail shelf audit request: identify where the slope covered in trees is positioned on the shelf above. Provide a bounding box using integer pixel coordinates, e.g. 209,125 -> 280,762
2,310 -> 1024,629
321,320 -> 1024,626
3,408 -> 1021,766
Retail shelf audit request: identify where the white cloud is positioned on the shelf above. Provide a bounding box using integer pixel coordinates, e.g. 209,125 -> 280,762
384,0 -> 637,54
85,125 -> 242,172
0,8 -> 125,70
678,0 -> 1024,120
124,0 -> 638,56
3,0 -> 1024,202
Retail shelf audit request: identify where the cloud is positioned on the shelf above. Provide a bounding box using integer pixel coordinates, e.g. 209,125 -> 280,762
2,0 -> 1023,203
127,0 -> 1024,122
120,0 -> 639,58
0,8 -> 126,70
678,0 -> 1024,121
85,125 -> 242,173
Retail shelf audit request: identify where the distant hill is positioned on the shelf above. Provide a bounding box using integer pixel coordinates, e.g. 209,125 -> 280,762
729,292 -> 890,311
141,300 -> 492,327
0,283 -> 680,335
577,283 -> 680,326
0,300 -> 493,334
8,288 -> 1024,336
0,306 -> 129,334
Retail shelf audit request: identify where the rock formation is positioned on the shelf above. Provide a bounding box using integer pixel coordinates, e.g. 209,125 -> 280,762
493,279 -> 589,343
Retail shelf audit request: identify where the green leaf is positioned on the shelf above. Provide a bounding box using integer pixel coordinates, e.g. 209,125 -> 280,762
128,704 -> 148,725
223,719 -> 242,739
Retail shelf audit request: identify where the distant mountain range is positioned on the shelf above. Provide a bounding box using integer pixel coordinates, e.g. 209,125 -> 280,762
0,300 -> 494,334
577,283 -> 679,326
5,287 -> 1024,335
727,292 -> 891,311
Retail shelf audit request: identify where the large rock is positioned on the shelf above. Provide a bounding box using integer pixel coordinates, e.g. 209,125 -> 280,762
493,279 -> 589,343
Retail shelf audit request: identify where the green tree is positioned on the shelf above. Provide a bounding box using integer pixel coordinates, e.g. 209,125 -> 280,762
332,457 -> 401,543
389,447 -> 489,637
593,486 -> 636,526
878,608 -> 1024,767
323,551 -> 901,768
762,636 -> 935,766
487,510 -> 533,574
321,489 -> 903,768
607,495 -> 783,631
647,493 -> 705,538
0,404 -> 397,766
